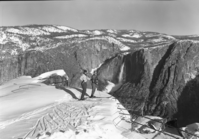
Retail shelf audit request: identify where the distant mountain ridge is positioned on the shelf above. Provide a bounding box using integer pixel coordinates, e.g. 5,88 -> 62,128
1,25 -> 199,59
0,24 -> 180,59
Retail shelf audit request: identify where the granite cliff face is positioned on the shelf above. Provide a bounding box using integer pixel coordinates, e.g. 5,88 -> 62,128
1,25 -> 199,126
97,40 -> 199,127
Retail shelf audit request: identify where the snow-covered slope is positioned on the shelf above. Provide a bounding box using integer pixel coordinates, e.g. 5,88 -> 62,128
0,70 -> 142,139
0,70 -> 185,139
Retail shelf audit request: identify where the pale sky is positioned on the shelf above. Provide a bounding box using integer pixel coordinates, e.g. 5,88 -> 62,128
0,0 -> 199,35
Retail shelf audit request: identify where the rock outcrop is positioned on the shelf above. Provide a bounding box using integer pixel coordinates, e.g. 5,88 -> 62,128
16,40 -> 120,88
97,40 -> 199,127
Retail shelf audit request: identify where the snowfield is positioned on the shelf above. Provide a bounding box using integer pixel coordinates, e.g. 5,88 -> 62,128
56,25 -> 78,32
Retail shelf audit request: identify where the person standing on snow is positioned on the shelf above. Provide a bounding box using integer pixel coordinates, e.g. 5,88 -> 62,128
65,74 -> 69,87
63,74 -> 69,87
90,71 -> 98,98
80,69 -> 90,100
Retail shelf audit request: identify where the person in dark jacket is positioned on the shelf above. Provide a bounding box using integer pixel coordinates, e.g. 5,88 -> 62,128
80,69 -> 90,100
90,71 -> 98,98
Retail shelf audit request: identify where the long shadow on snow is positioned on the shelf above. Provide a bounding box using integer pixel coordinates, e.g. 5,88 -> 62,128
73,87 -> 90,97
56,86 -> 79,99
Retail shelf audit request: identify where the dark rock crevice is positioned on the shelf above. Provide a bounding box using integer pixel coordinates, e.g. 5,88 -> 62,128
176,75 -> 199,127
149,42 -> 176,93
123,49 -> 147,84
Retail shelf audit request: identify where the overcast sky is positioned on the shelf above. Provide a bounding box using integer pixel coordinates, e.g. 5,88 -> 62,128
0,0 -> 199,35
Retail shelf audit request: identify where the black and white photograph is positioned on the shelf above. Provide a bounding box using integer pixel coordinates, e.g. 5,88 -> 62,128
0,0 -> 199,139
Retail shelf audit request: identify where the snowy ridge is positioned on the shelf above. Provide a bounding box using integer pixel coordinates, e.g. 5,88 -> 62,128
56,25 -> 78,32
55,34 -> 87,39
117,37 -> 137,43
41,25 -> 79,33
178,39 -> 199,43
41,26 -> 65,33
122,32 -> 142,38
146,37 -> 166,43
144,33 -> 176,41
161,34 -> 176,40
144,33 -> 160,38
143,41 -> 174,50
4,25 -> 79,37
107,29 -> 117,34
84,36 -> 130,51
81,30 -> 104,35
92,30 -> 103,35
6,27 -> 50,36
28,42 -> 63,52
